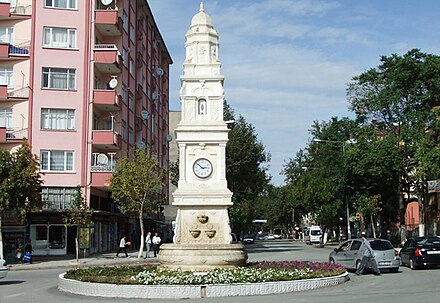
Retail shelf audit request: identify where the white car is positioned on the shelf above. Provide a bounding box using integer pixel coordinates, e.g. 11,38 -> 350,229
0,258 -> 8,279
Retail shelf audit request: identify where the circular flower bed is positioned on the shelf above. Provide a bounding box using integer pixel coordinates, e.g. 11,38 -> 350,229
64,261 -> 345,285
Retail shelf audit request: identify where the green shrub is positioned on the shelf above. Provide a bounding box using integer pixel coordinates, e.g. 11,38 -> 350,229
64,262 -> 345,285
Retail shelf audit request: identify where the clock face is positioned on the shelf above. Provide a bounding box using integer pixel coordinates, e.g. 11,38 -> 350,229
193,158 -> 213,178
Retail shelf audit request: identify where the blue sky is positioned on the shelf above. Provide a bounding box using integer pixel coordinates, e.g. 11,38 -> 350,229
148,0 -> 440,186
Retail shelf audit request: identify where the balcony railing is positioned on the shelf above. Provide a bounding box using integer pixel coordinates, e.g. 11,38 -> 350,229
91,152 -> 116,172
42,200 -> 74,211
7,86 -> 29,98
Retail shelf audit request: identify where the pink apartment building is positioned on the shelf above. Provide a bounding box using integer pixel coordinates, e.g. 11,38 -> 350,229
0,0 -> 172,259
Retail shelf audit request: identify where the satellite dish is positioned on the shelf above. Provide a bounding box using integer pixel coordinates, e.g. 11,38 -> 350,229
108,78 -> 118,89
136,141 -> 146,150
165,134 -> 173,142
97,153 -> 109,165
152,92 -> 160,101
101,0 -> 113,6
140,110 -> 149,121
155,67 -> 164,77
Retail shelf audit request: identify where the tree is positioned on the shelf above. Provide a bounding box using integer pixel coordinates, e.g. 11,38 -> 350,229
224,102 -> 271,235
347,49 -> 440,231
0,143 -> 44,259
63,186 -> 93,261
110,149 -> 164,259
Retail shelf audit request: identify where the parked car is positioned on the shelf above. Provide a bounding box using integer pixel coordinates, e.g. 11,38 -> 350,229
266,234 -> 275,240
399,237 -> 440,269
242,234 -> 255,244
0,258 -> 8,279
329,238 -> 400,273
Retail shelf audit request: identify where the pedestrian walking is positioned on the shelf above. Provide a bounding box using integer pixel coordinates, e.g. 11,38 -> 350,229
23,240 -> 34,264
116,235 -> 129,257
144,232 -> 152,258
15,239 -> 23,264
152,232 -> 161,257
355,232 -> 381,276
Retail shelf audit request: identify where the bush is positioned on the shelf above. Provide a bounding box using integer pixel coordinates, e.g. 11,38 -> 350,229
64,262 -> 345,285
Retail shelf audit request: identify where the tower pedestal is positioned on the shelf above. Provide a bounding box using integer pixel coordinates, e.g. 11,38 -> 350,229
158,243 -> 247,271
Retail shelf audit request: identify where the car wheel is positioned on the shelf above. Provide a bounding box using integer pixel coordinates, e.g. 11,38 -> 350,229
409,258 -> 417,270
389,267 -> 399,273
329,258 -> 335,264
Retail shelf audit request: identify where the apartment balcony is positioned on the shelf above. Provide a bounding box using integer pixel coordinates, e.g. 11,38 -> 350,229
92,129 -> 121,150
94,44 -> 121,74
0,127 -> 26,143
95,9 -> 122,36
93,89 -> 120,111
0,85 -> 29,101
0,43 -> 30,60
90,152 -> 116,190
0,0 -> 32,19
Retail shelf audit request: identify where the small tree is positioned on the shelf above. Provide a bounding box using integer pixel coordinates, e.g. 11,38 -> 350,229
63,186 -> 93,261
110,149 -> 164,258
0,143 -> 44,259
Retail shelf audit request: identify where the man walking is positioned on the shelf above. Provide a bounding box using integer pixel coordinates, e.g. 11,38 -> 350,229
152,232 -> 161,257
116,235 -> 129,258
144,232 -> 152,258
355,232 -> 380,276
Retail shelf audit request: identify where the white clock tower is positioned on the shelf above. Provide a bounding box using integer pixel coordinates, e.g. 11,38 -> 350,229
158,2 -> 247,270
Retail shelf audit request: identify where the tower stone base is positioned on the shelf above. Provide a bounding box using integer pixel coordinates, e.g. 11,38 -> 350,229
158,243 -> 248,271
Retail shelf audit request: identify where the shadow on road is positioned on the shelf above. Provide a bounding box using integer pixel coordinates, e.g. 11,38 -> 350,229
0,280 -> 25,285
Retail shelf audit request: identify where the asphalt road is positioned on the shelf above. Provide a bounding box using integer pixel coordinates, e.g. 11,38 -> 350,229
0,240 -> 438,303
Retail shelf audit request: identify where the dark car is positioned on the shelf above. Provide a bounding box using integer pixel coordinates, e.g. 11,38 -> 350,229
242,234 -> 255,244
329,238 -> 400,273
399,237 -> 440,269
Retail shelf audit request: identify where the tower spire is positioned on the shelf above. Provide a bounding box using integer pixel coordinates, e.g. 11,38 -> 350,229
200,1 -> 204,12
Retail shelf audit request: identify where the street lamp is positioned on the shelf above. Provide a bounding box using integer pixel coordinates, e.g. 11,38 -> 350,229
313,138 -> 352,240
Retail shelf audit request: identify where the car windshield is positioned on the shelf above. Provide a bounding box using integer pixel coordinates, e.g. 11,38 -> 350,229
370,240 -> 393,250
310,230 -> 321,236
416,237 -> 440,247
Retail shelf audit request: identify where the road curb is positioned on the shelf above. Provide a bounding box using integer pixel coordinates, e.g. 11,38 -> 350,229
58,272 -> 350,299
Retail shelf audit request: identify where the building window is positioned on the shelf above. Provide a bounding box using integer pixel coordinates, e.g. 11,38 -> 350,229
128,127 -> 134,145
40,150 -> 74,172
121,120 -> 127,141
122,48 -> 128,66
198,99 -> 207,115
129,58 -> 135,76
44,0 -> 77,9
0,67 -> 13,87
128,92 -> 134,111
0,108 -> 12,130
41,108 -> 75,130
129,24 -> 135,42
122,11 -> 128,32
0,27 -> 14,44
151,113 -> 155,133
42,67 -> 76,90
41,187 -> 76,210
43,27 -> 76,49
121,83 -> 127,103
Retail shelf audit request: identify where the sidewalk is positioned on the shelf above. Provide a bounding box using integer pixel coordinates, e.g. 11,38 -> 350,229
8,250 -> 159,271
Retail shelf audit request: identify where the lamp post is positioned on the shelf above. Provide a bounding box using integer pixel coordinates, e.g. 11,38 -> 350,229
313,138 -> 352,240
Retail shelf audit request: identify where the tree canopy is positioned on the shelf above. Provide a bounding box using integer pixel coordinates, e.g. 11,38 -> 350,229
110,149 -> 164,258
0,143 -> 44,259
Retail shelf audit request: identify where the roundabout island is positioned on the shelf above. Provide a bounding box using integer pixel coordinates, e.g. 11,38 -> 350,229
58,261 -> 349,299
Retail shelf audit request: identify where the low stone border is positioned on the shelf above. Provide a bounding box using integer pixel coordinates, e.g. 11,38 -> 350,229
58,272 -> 349,299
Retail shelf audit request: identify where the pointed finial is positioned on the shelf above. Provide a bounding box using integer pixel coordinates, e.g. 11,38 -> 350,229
200,2 -> 205,12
